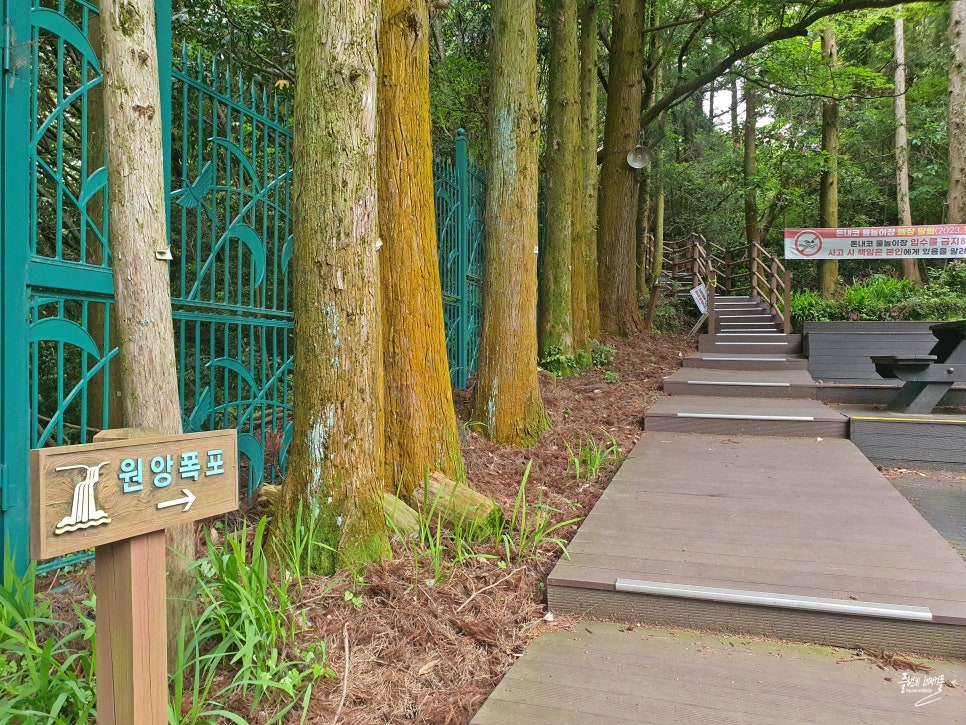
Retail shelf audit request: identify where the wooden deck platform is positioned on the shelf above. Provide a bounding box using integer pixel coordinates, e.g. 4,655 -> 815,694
471,624 -> 966,724
547,432 -> 966,659
843,406 -> 966,469
644,395 -> 848,438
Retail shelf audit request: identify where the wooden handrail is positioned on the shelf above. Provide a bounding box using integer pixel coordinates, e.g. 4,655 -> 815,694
680,234 -> 792,335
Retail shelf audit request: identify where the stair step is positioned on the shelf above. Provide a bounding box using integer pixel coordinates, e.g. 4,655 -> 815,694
682,352 -> 809,371
663,368 -> 816,399
645,395 -> 847,436
699,333 -> 803,354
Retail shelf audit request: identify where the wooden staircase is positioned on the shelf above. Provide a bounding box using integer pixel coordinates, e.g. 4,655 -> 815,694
699,295 -> 801,354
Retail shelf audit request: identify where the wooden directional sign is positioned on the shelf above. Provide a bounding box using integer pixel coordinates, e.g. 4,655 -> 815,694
31,429 -> 238,559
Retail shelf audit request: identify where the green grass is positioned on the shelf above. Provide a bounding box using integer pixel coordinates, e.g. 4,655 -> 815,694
498,461 -> 583,563
565,431 -> 622,480
0,551 -> 96,724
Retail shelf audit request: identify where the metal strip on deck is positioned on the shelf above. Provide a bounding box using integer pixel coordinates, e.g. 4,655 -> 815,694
677,413 -> 815,421
614,579 -> 933,621
685,380 -> 791,387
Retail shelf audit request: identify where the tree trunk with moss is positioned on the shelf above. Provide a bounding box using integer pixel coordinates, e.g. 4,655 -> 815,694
378,0 -> 465,498
471,0 -> 548,446
100,0 -> 191,660
579,0 -> 601,338
540,0 -> 579,361
950,1 -> 966,225
596,0 -> 644,336
279,0 -> 389,574
894,16 -> 922,285
818,26 -> 839,298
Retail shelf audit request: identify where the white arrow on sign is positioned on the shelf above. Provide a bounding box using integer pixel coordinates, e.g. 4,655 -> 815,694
157,489 -> 196,512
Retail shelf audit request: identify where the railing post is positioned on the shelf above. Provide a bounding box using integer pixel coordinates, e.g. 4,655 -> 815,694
769,257 -> 779,315
455,129 -> 469,389
692,235 -> 701,288
724,248 -> 733,294
707,273 -> 716,335
750,242 -> 760,300
783,269 -> 792,334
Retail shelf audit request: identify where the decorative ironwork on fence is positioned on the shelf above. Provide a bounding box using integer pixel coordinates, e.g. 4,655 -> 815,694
435,129 -> 485,389
0,2 -> 485,574
171,47 -> 294,501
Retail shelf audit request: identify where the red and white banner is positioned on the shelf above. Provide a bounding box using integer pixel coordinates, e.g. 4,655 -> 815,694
784,225 -> 966,260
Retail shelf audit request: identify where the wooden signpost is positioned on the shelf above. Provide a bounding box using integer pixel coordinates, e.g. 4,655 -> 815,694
30,428 -> 239,725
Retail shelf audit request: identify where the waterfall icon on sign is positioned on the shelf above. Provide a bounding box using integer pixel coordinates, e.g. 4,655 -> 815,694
53,462 -> 112,534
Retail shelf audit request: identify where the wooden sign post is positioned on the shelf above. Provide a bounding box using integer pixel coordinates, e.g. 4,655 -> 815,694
30,428 -> 239,725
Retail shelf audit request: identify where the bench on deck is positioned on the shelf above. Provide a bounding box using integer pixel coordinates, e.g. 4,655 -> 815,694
872,320 -> 966,413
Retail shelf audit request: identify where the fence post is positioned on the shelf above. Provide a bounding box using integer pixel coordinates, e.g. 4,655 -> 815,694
455,130 -> 469,389
769,257 -> 779,313
750,243 -> 760,300
783,270 -> 792,334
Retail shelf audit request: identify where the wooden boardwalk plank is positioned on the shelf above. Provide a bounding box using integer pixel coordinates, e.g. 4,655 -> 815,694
549,433 -> 966,624
471,625 -> 966,724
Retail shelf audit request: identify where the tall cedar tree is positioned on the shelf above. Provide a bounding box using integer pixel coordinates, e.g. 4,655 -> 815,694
280,0 -> 389,572
540,0 -> 579,360
818,26 -> 839,298
101,0 -> 191,662
894,15 -> 921,284
378,0 -> 465,496
597,0 -> 645,336
579,0 -> 601,338
950,1 -> 966,224
471,0 -> 548,445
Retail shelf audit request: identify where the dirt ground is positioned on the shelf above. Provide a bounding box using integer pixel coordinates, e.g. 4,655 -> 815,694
300,331 -> 694,724
39,331 -> 695,724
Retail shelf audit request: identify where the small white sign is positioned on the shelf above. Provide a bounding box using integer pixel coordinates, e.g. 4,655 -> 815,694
690,284 -> 708,314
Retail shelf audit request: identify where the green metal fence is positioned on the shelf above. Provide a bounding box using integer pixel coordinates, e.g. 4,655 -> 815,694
0,1 -> 484,574
435,130 -> 485,389
171,48 -> 295,501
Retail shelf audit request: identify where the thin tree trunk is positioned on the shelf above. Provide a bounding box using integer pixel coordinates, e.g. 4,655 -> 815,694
378,0 -> 465,498
636,169 -> 652,300
894,15 -> 922,284
579,0 -> 601,338
540,0 -> 579,360
596,0 -> 645,336
100,0 -> 190,662
644,170 -> 665,329
280,0 -> 389,573
743,81 -> 760,293
471,0 -> 548,446
818,26 -> 839,298
949,0 -> 966,224
86,16 -> 124,432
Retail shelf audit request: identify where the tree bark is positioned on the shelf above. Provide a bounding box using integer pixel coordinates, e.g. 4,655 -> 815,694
743,79 -> 760,291
579,1 -> 601,338
948,0 -> 966,224
100,0 -> 190,662
471,0 -> 548,446
818,26 -> 839,298
378,0 -> 465,499
540,0 -> 579,360
280,0 -> 389,573
894,15 -> 922,284
596,0 -> 645,336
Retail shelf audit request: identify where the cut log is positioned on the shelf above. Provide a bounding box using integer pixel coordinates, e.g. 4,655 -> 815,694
382,491 -> 419,537
257,486 -> 419,538
406,472 -> 504,536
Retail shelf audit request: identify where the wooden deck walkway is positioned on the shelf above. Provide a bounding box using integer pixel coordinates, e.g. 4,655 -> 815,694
546,432 -> 966,658
472,313 -> 966,721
